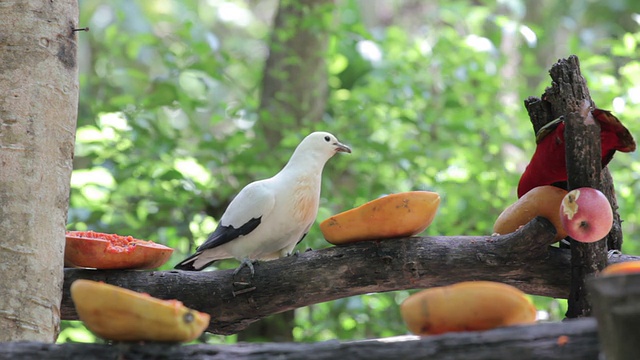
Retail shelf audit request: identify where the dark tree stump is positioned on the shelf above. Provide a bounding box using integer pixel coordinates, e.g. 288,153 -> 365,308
523,59 -> 623,252
588,273 -> 640,360
523,55 -> 618,318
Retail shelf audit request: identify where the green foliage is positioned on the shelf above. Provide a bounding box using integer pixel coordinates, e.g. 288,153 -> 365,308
62,0 -> 640,343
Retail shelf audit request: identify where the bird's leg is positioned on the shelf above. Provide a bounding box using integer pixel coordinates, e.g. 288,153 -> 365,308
289,247 -> 313,257
231,258 -> 258,297
233,257 -> 257,277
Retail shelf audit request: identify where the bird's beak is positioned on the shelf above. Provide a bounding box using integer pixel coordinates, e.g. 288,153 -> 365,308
334,142 -> 352,153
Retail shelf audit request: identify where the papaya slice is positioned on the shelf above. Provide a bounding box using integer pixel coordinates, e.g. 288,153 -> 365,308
601,261 -> 640,276
65,231 -> 173,270
71,279 -> 210,342
493,185 -> 568,242
400,281 -> 536,335
320,191 -> 440,245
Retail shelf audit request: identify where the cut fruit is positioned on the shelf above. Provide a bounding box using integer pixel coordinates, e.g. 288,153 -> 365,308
65,231 -> 173,270
320,191 -> 440,245
400,281 -> 537,335
71,279 -> 210,342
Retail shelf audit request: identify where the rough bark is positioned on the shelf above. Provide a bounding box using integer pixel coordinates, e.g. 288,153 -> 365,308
258,0 -> 335,147
0,318 -> 599,360
0,1 -> 79,341
563,101 -> 607,318
60,218 -> 640,335
588,273 -> 640,360
600,169 -> 624,250
523,55 -> 614,318
523,60 -> 623,251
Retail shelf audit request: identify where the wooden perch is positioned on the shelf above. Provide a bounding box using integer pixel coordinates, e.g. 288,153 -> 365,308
60,218 -> 640,335
1,317 -> 600,360
524,55 -> 615,318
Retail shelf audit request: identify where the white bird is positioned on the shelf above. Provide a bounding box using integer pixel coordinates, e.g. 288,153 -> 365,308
174,131 -> 351,274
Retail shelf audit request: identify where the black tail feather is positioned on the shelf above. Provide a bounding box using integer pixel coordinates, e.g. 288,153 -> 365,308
174,252 -> 203,271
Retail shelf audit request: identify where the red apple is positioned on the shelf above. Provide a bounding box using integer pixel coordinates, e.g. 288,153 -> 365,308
559,187 -> 613,243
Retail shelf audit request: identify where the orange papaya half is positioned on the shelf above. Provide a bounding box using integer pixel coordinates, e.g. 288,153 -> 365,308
65,231 -> 173,270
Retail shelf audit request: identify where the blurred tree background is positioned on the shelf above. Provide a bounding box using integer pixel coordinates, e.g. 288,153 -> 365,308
61,0 -> 640,344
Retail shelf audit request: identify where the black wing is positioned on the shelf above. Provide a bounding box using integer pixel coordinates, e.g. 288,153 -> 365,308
196,216 -> 262,251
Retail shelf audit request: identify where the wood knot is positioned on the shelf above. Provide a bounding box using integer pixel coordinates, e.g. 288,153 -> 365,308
402,262 -> 420,277
475,253 -> 499,266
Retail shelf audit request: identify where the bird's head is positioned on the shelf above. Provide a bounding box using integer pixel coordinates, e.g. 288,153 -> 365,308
282,131 -> 351,173
288,131 -> 352,166
306,131 -> 352,156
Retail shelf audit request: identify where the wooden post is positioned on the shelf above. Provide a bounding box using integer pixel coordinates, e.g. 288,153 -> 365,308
564,100 -> 607,318
524,55 -> 612,317
588,273 -> 640,360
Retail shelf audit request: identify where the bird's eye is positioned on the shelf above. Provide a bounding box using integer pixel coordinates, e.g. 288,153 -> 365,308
324,136 -> 330,142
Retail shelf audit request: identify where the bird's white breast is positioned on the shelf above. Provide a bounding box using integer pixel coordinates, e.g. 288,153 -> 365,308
291,175 -> 320,224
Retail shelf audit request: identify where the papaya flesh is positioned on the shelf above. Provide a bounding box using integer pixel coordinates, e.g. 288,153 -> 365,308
400,281 -> 536,335
320,191 -> 440,245
65,231 -> 173,270
601,261 -> 640,276
493,185 -> 568,242
70,279 -> 210,342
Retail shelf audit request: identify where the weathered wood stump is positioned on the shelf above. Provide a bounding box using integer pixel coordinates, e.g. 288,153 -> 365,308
588,273 -> 640,360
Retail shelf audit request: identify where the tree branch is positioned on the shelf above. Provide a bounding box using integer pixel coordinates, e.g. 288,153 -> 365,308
60,218 -> 640,335
0,318 -> 599,360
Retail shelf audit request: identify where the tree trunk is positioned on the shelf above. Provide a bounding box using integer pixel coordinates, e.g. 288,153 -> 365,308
258,0 -> 335,148
0,1 -> 79,341
243,0 -> 336,341
523,56 -> 621,317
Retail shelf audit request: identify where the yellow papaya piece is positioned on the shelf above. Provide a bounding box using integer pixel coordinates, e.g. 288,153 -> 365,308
493,185 -> 568,242
400,281 -> 536,335
70,279 -> 210,342
601,261 -> 640,276
320,191 -> 440,244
